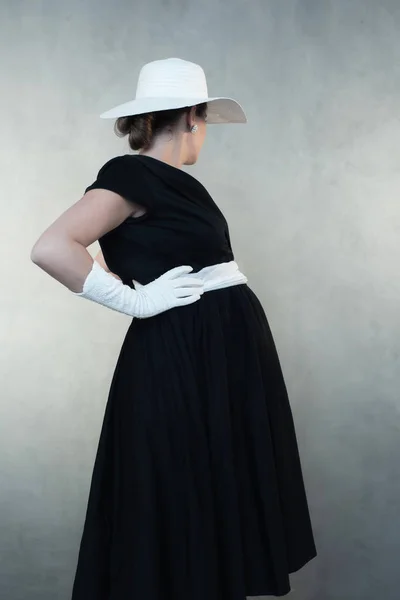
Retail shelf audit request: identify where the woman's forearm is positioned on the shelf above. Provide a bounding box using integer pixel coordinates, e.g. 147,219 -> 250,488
31,237 -> 95,292
30,238 -> 122,292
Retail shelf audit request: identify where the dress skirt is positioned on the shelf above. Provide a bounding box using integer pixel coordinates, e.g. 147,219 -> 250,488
71,284 -> 316,600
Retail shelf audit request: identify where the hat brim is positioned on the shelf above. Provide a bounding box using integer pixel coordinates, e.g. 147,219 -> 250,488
99,97 -> 247,124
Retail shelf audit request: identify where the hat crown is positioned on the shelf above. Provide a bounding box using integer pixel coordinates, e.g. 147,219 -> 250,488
135,58 -> 209,100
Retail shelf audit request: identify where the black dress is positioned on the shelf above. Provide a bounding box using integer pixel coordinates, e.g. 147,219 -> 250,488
71,154 -> 316,600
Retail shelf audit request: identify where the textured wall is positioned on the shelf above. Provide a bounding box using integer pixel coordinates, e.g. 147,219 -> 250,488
2,1 -> 400,599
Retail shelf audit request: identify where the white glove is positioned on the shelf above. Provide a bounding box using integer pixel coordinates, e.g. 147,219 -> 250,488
74,261 -> 204,318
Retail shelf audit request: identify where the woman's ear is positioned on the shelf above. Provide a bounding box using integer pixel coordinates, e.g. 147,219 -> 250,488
187,106 -> 197,130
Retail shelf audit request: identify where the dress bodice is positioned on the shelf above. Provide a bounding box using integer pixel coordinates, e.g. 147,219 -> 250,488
84,154 -> 234,285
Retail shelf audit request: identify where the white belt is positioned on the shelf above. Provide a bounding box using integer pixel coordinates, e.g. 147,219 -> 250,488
186,261 -> 247,292
133,261 -> 247,292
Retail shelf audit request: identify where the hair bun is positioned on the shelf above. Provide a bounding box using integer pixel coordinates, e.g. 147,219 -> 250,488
114,114 -> 154,150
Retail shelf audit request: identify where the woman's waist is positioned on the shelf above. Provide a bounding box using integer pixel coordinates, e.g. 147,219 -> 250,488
182,260 -> 247,292
129,260 -> 248,293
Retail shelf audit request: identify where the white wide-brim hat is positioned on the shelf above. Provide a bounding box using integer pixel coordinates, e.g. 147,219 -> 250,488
100,58 -> 247,125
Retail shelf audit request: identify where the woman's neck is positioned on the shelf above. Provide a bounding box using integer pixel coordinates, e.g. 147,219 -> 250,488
139,135 -> 184,169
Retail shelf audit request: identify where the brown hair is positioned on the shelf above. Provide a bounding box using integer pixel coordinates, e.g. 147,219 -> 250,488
114,103 -> 207,151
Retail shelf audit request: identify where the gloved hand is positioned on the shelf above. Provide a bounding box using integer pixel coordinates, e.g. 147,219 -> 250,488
74,261 -> 204,318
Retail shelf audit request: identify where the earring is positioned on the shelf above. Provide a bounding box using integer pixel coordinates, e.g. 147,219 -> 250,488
190,124 -> 198,134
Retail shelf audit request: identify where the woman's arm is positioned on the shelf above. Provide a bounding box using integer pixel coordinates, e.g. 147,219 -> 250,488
30,189 -> 139,292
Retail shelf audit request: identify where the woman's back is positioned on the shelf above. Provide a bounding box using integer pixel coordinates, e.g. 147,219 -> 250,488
87,154 -> 234,286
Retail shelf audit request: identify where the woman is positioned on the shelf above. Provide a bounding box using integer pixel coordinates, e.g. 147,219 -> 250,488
31,58 -> 316,599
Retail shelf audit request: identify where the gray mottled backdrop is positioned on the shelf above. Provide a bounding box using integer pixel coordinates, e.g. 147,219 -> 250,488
1,1 -> 400,599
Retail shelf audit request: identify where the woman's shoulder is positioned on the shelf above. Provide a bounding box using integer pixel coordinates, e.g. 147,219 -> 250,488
84,154 -> 155,210
95,153 -> 145,179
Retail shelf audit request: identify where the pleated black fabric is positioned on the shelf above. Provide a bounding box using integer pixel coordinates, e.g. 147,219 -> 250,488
71,155 -> 316,600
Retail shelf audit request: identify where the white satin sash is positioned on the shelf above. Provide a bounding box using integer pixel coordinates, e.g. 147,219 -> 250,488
133,261 -> 247,292
186,261 -> 247,292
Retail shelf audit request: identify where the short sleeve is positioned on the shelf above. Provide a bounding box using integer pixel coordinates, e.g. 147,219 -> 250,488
84,155 -> 154,211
